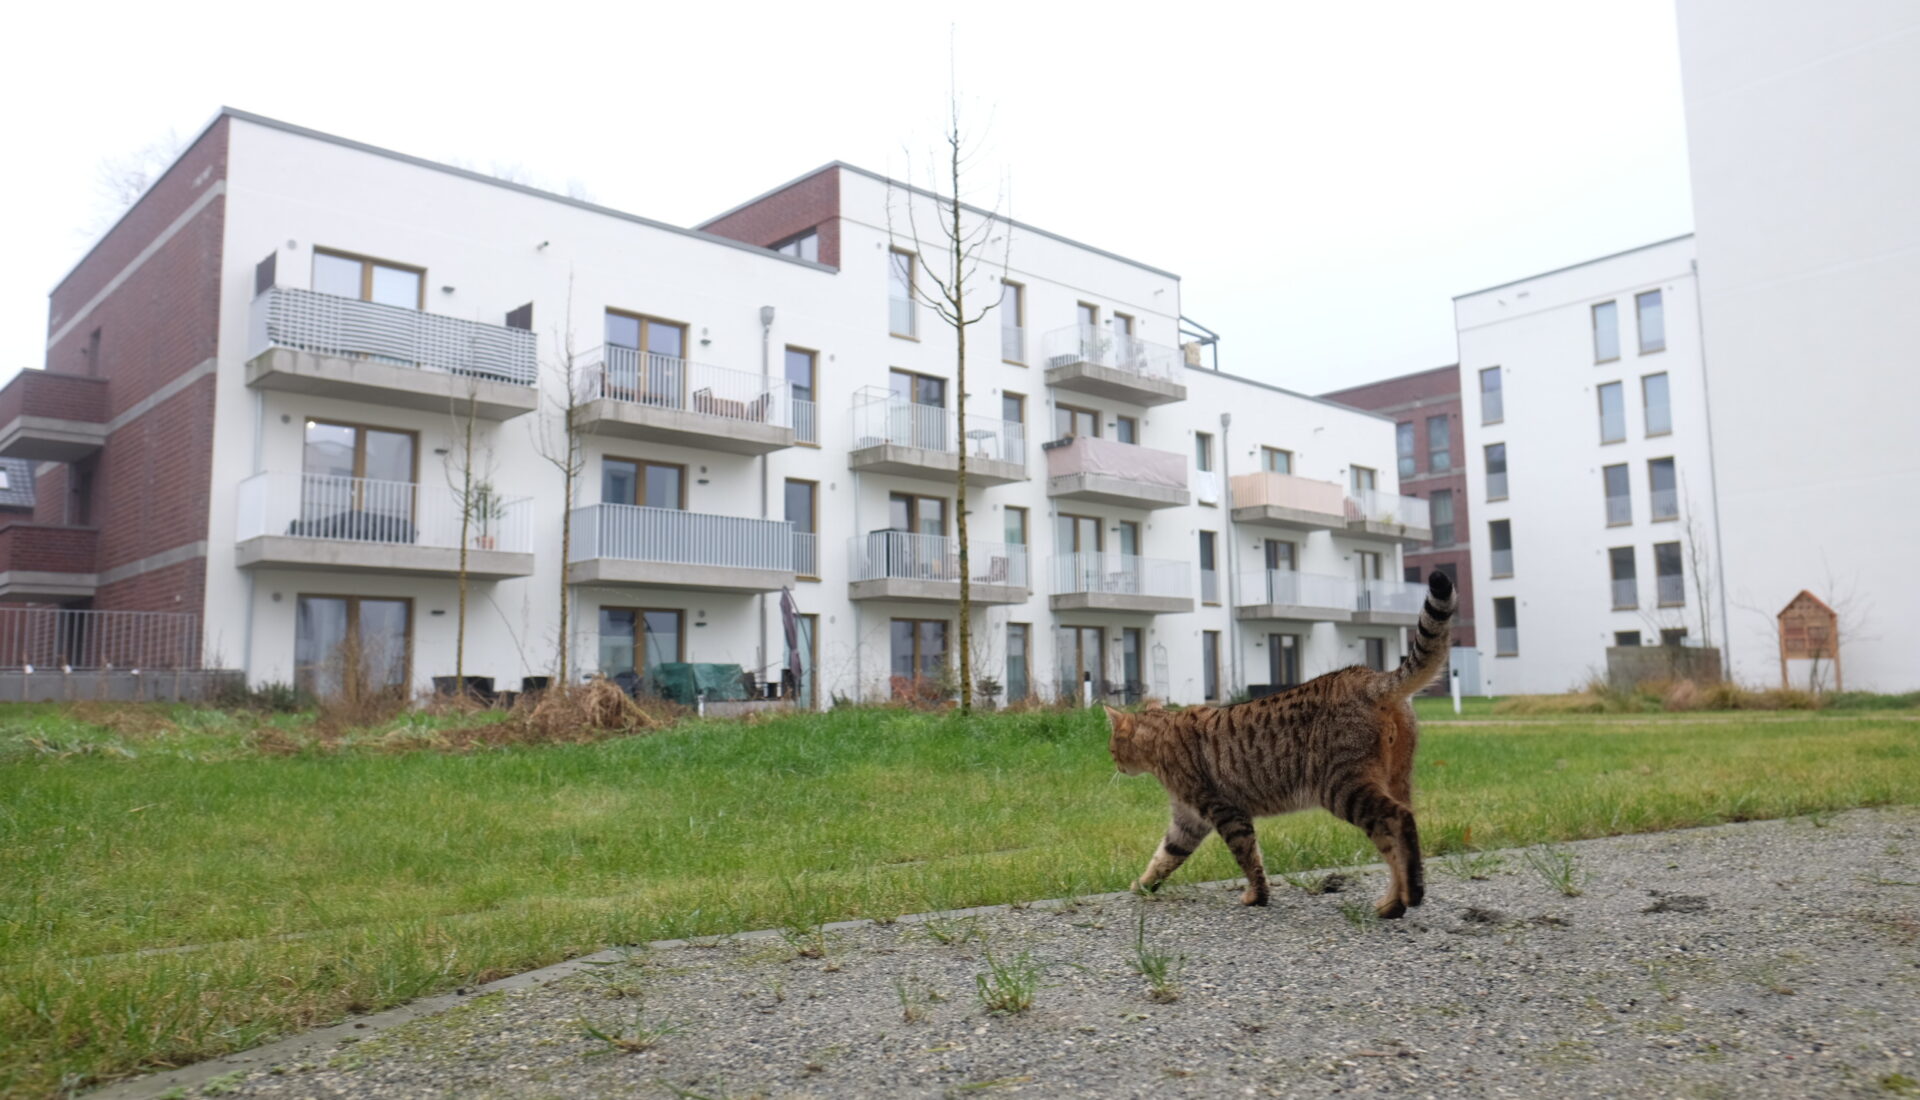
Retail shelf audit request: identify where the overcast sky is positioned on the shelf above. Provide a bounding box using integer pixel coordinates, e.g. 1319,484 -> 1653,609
2,0 -> 1694,395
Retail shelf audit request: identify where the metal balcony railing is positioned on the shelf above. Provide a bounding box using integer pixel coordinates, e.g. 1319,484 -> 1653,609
1238,570 -> 1356,610
1657,574 -> 1686,606
0,607 -> 200,670
250,286 -> 537,384
793,398 -> 818,445
1606,494 -> 1632,525
1051,553 -> 1191,600
1358,579 -> 1428,615
583,346 -> 789,429
848,391 -> 1026,466
890,296 -> 917,338
1002,321 -> 1025,363
1040,323 -> 1180,382
570,504 -> 792,571
1347,488 -> 1432,529
1490,548 -> 1514,576
1651,488 -> 1678,520
793,531 -> 819,578
1496,627 -> 1520,655
237,473 -> 534,553
850,531 -> 1029,588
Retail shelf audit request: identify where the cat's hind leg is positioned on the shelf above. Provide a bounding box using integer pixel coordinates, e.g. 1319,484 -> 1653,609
1205,803 -> 1270,906
1134,801 -> 1211,895
1333,784 -> 1422,918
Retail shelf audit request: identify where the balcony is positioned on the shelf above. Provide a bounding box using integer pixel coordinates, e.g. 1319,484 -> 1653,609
1346,488 -> 1433,544
579,348 -> 792,455
0,371 -> 109,462
848,531 -> 1030,605
0,607 -> 199,670
567,504 -> 793,592
1041,324 -> 1186,406
793,531 -> 819,580
1234,570 -> 1355,623
235,473 -> 535,579
1044,435 -> 1188,510
1049,552 -> 1193,614
0,523 -> 99,600
1230,471 -> 1347,533
847,390 -> 1027,486
247,286 -> 538,420
1354,579 -> 1428,626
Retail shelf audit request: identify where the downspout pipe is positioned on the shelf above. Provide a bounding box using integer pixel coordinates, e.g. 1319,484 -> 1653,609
1220,411 -> 1241,698
759,306 -> 774,682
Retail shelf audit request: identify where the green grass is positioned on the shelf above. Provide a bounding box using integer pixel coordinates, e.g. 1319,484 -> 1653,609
3,704 -> 1919,1095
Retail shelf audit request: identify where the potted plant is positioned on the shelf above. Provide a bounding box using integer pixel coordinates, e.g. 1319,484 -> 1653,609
469,481 -> 509,550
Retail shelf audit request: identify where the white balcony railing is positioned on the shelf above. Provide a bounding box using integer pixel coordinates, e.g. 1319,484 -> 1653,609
1238,570 -> 1356,610
1651,488 -> 1678,520
250,286 -> 538,385
583,346 -> 789,429
1358,579 -> 1428,615
1347,488 -> 1432,530
1051,553 -> 1191,600
570,504 -> 792,571
890,296 -> 917,338
850,531 -> 1029,588
848,391 -> 1026,467
0,607 -> 201,670
237,473 -> 533,553
1040,323 -> 1181,382
1002,321 -> 1025,363
1490,548 -> 1514,577
1612,578 -> 1638,609
793,398 -> 818,445
1606,494 -> 1632,525
793,531 -> 819,578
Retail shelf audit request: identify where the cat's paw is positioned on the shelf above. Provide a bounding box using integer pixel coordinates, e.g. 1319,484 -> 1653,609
1374,896 -> 1407,920
1240,886 -> 1270,907
1132,877 -> 1162,895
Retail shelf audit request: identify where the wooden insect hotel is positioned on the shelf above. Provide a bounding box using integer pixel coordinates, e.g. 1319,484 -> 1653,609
1776,590 -> 1841,691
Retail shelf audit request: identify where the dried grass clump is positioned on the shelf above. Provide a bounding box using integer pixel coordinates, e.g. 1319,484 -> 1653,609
67,702 -> 180,738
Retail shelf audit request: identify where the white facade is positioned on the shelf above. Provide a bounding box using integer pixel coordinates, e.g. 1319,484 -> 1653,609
1677,0 -> 1920,691
1456,237 -> 1725,695
195,112 -> 1415,704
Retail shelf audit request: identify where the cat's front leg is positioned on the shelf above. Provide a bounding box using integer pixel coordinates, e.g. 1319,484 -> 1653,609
1134,802 -> 1211,894
1211,809 -> 1270,906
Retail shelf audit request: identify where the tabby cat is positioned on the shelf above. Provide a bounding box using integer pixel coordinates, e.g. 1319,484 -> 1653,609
1106,570 -> 1456,918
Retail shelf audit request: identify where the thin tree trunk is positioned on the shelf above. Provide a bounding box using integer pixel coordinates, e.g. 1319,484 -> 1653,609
951,140 -> 972,717
455,393 -> 475,689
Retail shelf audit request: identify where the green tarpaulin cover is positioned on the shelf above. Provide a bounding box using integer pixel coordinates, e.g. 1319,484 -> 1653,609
646,663 -> 748,704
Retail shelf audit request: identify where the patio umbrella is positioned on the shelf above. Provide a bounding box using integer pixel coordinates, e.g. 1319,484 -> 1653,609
779,587 -> 802,699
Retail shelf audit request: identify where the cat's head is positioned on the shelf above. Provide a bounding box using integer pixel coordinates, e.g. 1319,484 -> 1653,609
1104,704 -> 1150,775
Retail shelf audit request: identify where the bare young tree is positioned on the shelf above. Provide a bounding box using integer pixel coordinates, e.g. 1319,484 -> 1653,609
90,130 -> 185,235
889,80 -> 1012,717
444,375 -> 497,691
532,283 -> 588,683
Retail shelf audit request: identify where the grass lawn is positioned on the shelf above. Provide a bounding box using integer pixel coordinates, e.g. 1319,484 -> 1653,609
3,702 -> 1917,1096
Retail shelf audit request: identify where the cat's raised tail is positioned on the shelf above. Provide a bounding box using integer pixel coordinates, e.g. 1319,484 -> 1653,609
1369,570 -> 1458,703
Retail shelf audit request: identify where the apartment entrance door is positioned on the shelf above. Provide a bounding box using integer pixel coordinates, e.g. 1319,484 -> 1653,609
1058,626 -> 1105,704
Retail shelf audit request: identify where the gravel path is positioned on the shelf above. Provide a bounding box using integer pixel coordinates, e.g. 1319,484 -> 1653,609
106,808 -> 1920,1099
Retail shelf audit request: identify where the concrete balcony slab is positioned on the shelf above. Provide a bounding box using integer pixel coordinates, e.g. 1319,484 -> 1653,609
847,577 -> 1029,605
847,443 -> 1026,486
566,556 -> 793,593
578,397 -> 793,455
1047,473 -> 1189,510
1049,592 -> 1193,614
1042,361 -> 1187,406
247,348 -> 537,421
236,535 -> 534,580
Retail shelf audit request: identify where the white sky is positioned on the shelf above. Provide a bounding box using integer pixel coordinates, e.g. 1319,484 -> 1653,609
1,0 -> 1694,395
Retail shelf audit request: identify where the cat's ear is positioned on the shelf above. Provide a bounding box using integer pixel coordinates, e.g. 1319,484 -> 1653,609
1102,704 -> 1128,730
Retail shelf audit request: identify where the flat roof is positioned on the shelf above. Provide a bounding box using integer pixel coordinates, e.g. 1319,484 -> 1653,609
1186,364 -> 1396,424
1453,233 -> 1695,300
1319,362 -> 1459,401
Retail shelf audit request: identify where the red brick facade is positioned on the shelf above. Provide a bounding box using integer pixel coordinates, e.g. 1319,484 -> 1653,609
0,523 -> 99,572
699,166 -> 841,268
1322,365 -> 1475,647
0,371 -> 110,425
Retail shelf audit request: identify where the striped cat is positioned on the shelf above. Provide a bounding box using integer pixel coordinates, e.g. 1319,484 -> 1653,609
1106,571 -> 1457,918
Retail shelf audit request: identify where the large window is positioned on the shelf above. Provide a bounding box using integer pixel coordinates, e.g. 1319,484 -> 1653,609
888,368 -> 946,408
1642,372 -> 1671,436
1202,631 -> 1222,702
1055,403 -> 1099,439
785,479 -> 818,579
1489,519 -> 1513,577
1268,633 -> 1301,688
313,249 -> 422,309
1430,489 -> 1455,547
889,369 -> 948,450
1479,367 -> 1503,424
889,619 -> 948,695
1006,623 -> 1031,702
1426,414 -> 1451,473
295,595 -> 410,699
1000,281 -> 1025,363
1655,542 -> 1685,607
1059,625 -> 1104,701
888,492 -> 947,537
1636,289 -> 1665,354
1649,458 -> 1678,521
604,458 -> 684,509
302,421 -> 416,540
889,250 -> 917,337
786,346 -> 817,444
1120,627 -> 1144,700
599,608 -> 684,679
1603,463 -> 1631,526
1593,300 -> 1620,363
1396,422 -> 1416,478
1597,381 -> 1626,444
1485,442 -> 1508,500
1004,505 -> 1028,548
604,311 -> 688,403
1262,446 -> 1293,474
1609,546 -> 1638,609
1494,598 -> 1519,656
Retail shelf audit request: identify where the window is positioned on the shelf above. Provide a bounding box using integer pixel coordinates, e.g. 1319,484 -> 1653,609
1199,531 -> 1219,604
1055,403 -> 1099,439
1597,382 -> 1626,443
1355,550 -> 1383,610
1406,564 -> 1422,584
1655,541 -> 1685,606
1430,490 -> 1455,546
295,595 -> 411,699
1115,416 -> 1139,445
1427,415 -> 1451,472
1489,519 -> 1513,577
1006,623 -> 1031,702
1058,513 -> 1102,553
889,619 -> 948,696
1268,633 -> 1301,688
1121,627 -> 1144,699
604,311 -> 688,402
1649,458 -> 1678,521
772,229 -> 818,262
1194,432 -> 1214,472
1615,630 -> 1642,647
303,419 -> 416,484
889,249 -> 917,337
791,613 -> 818,706
1004,505 -> 1028,547
888,492 -> 947,536
1116,520 -> 1141,558
1364,637 -> 1388,672
1000,281 -> 1025,363
1603,463 -> 1631,526
785,479 -> 818,579
604,458 -> 684,509
1060,625 -> 1105,700
1396,422 -> 1416,478
1660,627 -> 1689,646
1642,372 -> 1671,436
1002,392 -> 1025,426
1494,597 -> 1519,656
1261,446 -> 1293,475
0,469 -> 9,490
786,346 -> 817,444
1077,301 -> 1099,330
888,370 -> 949,445
1485,442 -> 1508,500
1479,367 -> 1503,423
85,328 -> 102,377
313,249 -> 423,309
1263,539 -> 1296,571
1593,300 -> 1619,363
1351,466 -> 1377,494
1609,546 -> 1638,609
1113,312 -> 1136,363
301,421 -> 416,538
598,608 -> 685,681
1637,290 -> 1665,354
1202,631 -> 1222,702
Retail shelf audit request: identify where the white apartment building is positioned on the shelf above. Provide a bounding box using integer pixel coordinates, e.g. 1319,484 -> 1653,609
1456,236 -> 1725,695
12,108 -> 1426,705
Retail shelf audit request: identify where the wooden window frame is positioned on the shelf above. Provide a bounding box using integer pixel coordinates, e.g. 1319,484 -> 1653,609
1364,637 -> 1389,673
1202,630 -> 1223,702
888,367 -> 947,408
1485,442 -> 1509,502
1597,381 -> 1626,445
1004,505 -> 1029,547
1054,402 -> 1101,440
1488,519 -> 1514,578
314,247 -> 426,309
1263,538 -> 1298,571
794,612 -> 819,706
603,605 -> 689,666
785,478 -> 820,581
1059,512 -> 1103,553
1198,530 -> 1220,606
1114,415 -> 1140,445
303,418 -> 422,484
889,617 -> 951,692
1653,541 -> 1686,608
1494,597 -> 1519,657
1076,301 -> 1100,329
888,491 -> 950,536
1002,391 -> 1026,426
294,593 -> 415,693
1268,631 -> 1302,688
1647,456 -> 1678,523
1261,446 -> 1294,475
1351,465 -> 1378,494
1112,311 -> 1135,336
1609,545 -> 1639,610
605,308 -> 690,358
1195,431 -> 1214,472
604,456 -> 688,509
